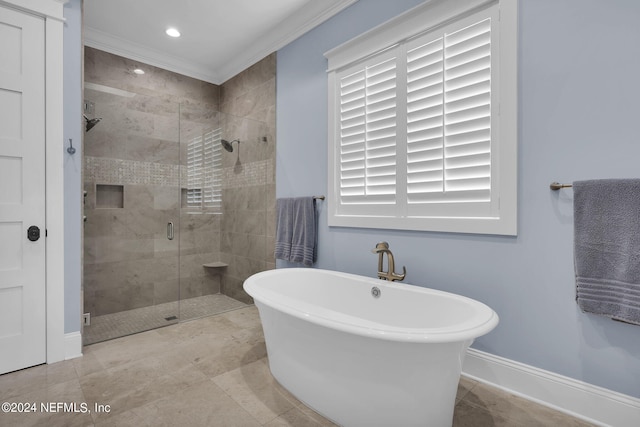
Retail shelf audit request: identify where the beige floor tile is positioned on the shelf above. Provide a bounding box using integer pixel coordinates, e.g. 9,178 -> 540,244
294,404 -> 340,427
457,375 -> 478,403
79,353 -> 208,422
191,336 -> 267,378
130,379 -> 261,427
462,382 -> 597,426
213,358 -> 298,424
93,409 -> 150,427
0,308 -> 597,427
0,359 -> 78,401
154,311 -> 240,343
220,305 -> 262,329
454,400 -> 512,427
0,378 -> 93,427
264,406 -> 331,427
73,348 -> 106,378
85,329 -> 173,370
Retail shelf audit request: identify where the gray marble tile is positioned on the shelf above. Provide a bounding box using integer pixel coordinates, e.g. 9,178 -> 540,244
461,382 -> 597,426
130,379 -> 260,427
0,379 -> 94,427
85,47 -> 220,106
453,400 -> 512,427
80,355 -> 206,422
212,358 -> 297,424
0,360 -> 77,401
123,136 -> 180,165
189,334 -> 265,378
221,276 -> 254,304
153,278 -> 180,305
94,280 -> 155,316
265,406 -> 334,427
0,306 -> 596,427
457,375 -> 478,403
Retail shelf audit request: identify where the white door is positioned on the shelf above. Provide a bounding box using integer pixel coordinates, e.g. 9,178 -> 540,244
0,6 -> 46,374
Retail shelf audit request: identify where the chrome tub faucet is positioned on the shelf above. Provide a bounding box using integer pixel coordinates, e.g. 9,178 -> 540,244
371,242 -> 406,282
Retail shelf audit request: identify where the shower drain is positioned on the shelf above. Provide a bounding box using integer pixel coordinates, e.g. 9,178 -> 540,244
164,315 -> 178,321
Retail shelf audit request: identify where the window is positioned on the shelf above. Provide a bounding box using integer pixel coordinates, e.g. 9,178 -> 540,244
186,128 -> 223,214
326,0 -> 517,235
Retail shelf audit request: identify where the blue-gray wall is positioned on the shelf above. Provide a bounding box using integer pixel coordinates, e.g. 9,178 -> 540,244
63,0 -> 82,334
276,0 -> 640,398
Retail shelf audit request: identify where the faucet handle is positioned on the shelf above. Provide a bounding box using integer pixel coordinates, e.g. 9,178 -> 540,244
391,265 -> 406,282
371,241 -> 389,253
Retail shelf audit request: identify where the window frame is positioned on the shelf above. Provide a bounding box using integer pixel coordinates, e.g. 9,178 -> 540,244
325,0 -> 517,235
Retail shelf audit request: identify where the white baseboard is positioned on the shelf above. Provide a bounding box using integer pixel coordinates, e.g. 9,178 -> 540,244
462,348 -> 640,427
64,331 -> 82,360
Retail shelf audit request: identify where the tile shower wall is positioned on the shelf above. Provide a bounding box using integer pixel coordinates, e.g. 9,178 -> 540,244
219,53 -> 277,303
83,47 -> 222,316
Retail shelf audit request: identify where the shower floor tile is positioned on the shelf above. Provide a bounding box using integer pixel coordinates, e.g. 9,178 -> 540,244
83,294 -> 248,345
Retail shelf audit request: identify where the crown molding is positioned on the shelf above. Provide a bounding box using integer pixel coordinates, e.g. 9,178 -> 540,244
215,0 -> 358,83
84,26 -> 219,84
85,0 -> 357,85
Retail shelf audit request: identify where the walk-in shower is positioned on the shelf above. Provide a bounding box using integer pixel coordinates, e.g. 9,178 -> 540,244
82,47 -> 275,346
82,48 -> 256,345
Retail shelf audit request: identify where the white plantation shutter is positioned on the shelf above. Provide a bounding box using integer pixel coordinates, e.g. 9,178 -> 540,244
187,135 -> 203,210
339,53 -> 397,209
406,17 -> 492,208
203,128 -> 223,211
327,1 -> 516,235
406,37 -> 445,201
443,18 -> 492,200
187,128 -> 223,214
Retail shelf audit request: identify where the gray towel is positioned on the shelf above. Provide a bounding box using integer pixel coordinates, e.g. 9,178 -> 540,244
290,197 -> 317,266
574,179 -> 640,325
275,198 -> 294,261
275,197 -> 317,266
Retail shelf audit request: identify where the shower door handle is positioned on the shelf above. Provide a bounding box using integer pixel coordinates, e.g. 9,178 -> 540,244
167,222 -> 174,240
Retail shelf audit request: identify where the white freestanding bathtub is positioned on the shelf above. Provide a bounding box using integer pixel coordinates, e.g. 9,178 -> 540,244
243,268 -> 499,427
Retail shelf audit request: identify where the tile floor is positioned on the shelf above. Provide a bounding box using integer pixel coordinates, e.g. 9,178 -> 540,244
0,306 -> 596,427
83,294 -> 248,345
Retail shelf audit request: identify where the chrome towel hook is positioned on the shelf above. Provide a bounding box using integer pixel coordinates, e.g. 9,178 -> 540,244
67,138 -> 76,155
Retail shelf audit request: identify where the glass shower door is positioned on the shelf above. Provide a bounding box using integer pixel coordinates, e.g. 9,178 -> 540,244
178,106 -> 232,321
82,83 -> 181,344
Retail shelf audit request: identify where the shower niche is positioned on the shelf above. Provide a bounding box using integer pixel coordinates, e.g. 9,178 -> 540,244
82,48 -> 275,345
95,184 -> 123,209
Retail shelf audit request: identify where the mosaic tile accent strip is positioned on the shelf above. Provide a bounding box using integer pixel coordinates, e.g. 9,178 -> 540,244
86,156 -> 272,189
222,159 -> 274,189
85,156 -> 180,186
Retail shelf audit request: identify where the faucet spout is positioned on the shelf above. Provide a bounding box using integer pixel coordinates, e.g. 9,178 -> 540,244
372,242 -> 390,273
371,242 -> 406,282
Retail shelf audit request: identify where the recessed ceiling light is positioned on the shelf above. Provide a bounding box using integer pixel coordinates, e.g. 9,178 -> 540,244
133,68 -> 145,75
165,27 -> 181,38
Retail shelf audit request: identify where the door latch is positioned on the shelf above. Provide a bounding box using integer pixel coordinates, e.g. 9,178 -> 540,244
27,225 -> 40,242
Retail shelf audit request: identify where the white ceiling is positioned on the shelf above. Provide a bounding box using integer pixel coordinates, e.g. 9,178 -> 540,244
84,0 -> 358,85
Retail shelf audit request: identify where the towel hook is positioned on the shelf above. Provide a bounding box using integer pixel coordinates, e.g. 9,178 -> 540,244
67,138 -> 76,155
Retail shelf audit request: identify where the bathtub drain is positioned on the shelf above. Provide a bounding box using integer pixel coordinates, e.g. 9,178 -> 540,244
371,286 -> 381,298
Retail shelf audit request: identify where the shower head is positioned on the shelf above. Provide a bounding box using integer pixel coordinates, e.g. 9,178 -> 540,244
221,139 -> 240,152
83,114 -> 102,132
